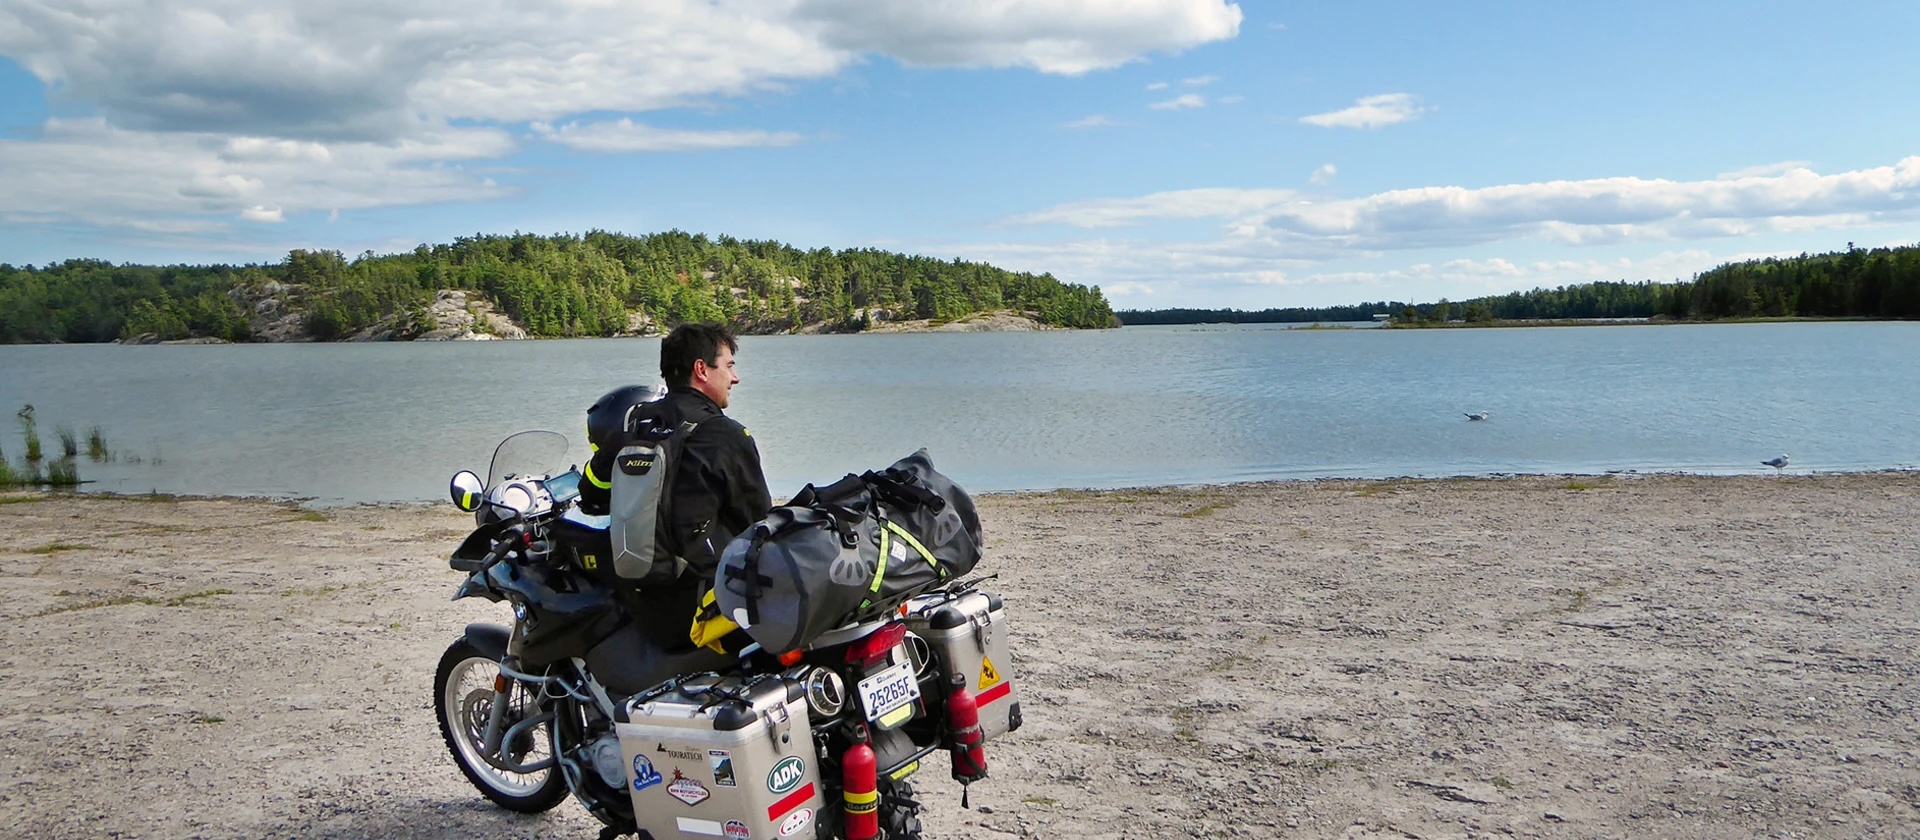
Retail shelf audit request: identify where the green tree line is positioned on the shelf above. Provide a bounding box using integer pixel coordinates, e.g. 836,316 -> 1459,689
0,230 -> 1116,343
1117,243 -> 1920,325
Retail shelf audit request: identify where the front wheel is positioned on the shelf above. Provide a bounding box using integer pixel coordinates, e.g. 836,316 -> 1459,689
435,638 -> 568,812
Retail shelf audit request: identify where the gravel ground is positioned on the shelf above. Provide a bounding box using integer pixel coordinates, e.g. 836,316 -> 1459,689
2,472 -> 1916,839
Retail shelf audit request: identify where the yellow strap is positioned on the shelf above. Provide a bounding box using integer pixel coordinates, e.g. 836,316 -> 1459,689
844,789 -> 879,806
583,460 -> 611,490
883,520 -> 943,579
861,527 -> 892,610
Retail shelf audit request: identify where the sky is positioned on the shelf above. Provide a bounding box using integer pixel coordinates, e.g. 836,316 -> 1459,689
3,1 -> 1919,310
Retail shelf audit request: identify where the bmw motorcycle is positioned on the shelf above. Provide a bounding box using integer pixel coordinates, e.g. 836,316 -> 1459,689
434,431 -> 1019,840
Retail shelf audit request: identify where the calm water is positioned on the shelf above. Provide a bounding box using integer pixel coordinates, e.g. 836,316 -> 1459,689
1,323 -> 1915,505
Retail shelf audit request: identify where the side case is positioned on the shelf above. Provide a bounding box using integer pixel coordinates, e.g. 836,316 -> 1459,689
617,674 -> 825,840
904,590 -> 1021,741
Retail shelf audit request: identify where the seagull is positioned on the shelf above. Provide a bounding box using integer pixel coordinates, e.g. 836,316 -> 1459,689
1465,411 -> 1491,421
1762,454 -> 1789,475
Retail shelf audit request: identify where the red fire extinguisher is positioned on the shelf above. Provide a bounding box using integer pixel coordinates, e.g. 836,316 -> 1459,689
947,674 -> 987,806
843,727 -> 880,840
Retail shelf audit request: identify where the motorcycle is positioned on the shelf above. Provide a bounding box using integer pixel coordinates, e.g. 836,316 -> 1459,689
433,430 -> 1020,840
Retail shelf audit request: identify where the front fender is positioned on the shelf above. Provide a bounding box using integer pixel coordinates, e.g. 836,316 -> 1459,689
463,622 -> 512,661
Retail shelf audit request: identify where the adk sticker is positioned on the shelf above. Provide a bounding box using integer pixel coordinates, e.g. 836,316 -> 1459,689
778,807 -> 814,838
979,655 -> 1002,689
631,755 -> 663,791
722,821 -> 751,840
667,770 -> 712,807
709,750 -> 736,787
766,756 -> 806,795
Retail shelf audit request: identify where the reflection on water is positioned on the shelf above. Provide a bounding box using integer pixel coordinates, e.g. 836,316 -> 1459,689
1,322 -> 1915,504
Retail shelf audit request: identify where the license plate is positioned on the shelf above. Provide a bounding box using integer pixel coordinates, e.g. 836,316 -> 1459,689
857,661 -> 921,728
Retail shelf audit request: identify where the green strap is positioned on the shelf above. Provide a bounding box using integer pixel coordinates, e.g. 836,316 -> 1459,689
884,520 -> 944,580
862,527 -> 893,611
860,520 -> 945,610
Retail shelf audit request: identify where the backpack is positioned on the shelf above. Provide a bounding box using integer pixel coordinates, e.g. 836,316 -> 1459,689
607,405 -> 706,586
710,449 -> 982,653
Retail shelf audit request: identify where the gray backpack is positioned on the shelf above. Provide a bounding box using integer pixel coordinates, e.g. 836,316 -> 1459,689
713,449 -> 982,653
608,409 -> 705,585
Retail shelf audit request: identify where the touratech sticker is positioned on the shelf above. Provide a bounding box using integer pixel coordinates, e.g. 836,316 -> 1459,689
582,553 -> 598,570
659,744 -> 703,761
778,807 -> 813,837
979,655 -> 1002,689
667,770 -> 712,806
631,755 -> 663,791
766,756 -> 806,795
723,821 -> 751,840
709,750 -> 736,787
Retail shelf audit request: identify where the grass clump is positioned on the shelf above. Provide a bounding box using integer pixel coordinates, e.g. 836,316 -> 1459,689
1177,500 -> 1230,518
26,542 -> 92,555
87,426 -> 111,461
31,587 -> 234,618
18,405 -> 42,462
292,510 -> 328,522
57,426 -> 78,458
1022,795 -> 1058,806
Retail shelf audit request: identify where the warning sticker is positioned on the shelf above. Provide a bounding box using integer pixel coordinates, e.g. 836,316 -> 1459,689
978,655 -> 1001,690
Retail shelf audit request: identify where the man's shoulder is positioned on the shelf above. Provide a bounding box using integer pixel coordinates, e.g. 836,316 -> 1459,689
690,413 -> 752,441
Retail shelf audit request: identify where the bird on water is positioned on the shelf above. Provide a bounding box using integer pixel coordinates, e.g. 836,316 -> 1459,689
1465,411 -> 1490,421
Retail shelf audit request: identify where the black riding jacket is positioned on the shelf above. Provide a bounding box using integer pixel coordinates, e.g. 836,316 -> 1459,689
579,387 -> 772,577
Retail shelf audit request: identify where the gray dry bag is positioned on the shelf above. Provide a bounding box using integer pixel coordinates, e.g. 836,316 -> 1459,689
714,449 -> 982,653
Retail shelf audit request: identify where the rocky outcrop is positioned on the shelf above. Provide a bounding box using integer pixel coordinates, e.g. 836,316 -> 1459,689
393,290 -> 527,341
857,309 -> 1057,333
230,280 -> 310,342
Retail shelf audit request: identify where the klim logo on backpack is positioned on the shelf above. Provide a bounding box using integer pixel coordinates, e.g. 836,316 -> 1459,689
607,409 -> 703,584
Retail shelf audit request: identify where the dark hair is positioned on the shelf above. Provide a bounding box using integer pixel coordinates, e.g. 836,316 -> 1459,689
661,323 -> 738,387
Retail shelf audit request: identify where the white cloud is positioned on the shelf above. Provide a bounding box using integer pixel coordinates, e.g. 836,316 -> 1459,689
0,0 -> 1244,239
1309,164 -> 1337,186
1063,115 -> 1120,129
1101,280 -> 1157,297
531,120 -> 804,153
1182,75 -> 1218,86
1146,81 -> 1170,90
1717,161 -> 1815,180
1300,93 -> 1427,129
0,118 -> 510,231
1151,93 -> 1208,110
1012,157 -> 1920,253
1216,94 -> 1244,104
797,1 -> 1244,75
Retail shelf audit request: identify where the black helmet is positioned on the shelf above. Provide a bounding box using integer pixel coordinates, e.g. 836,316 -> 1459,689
586,384 -> 666,446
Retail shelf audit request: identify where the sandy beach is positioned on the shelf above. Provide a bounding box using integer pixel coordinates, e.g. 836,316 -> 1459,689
2,472 -> 1916,839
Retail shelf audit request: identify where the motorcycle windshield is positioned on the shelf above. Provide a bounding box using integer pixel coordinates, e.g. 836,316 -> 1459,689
486,430 -> 571,489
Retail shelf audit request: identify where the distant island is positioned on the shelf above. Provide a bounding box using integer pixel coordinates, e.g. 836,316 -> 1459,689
1118,243 -> 1920,327
0,230 -> 1117,344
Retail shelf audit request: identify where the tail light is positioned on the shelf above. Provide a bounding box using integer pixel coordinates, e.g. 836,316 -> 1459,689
844,622 -> 908,667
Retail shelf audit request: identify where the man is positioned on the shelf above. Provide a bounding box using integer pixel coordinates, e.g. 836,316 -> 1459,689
579,323 -> 772,642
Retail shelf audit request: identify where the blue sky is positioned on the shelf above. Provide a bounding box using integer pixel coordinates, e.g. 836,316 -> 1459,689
3,1 -> 1919,309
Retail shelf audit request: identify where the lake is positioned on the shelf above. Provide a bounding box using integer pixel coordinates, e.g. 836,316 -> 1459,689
1,322 -> 1914,504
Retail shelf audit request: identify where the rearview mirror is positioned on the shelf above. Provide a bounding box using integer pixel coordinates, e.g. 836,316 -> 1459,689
450,471 -> 485,512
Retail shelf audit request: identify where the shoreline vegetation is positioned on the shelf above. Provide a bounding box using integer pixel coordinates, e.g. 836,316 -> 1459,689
0,230 -> 1116,345
0,404 -> 117,490
1117,241 -> 1920,327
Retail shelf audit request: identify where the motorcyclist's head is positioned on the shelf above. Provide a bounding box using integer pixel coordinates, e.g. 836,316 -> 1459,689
662,323 -> 740,408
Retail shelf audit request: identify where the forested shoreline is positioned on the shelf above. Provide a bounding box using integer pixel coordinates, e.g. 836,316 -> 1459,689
1118,243 -> 1920,326
0,230 -> 1116,344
